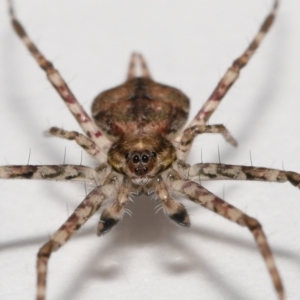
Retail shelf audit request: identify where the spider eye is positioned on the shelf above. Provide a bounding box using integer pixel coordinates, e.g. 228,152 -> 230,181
151,152 -> 156,158
142,155 -> 149,163
125,153 -> 130,160
133,155 -> 140,163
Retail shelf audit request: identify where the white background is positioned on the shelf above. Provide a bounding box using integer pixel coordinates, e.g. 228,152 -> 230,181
0,0 -> 300,299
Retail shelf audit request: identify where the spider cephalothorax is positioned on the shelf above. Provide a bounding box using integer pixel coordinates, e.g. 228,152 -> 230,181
4,1 -> 299,300
107,133 -> 176,184
92,74 -> 189,185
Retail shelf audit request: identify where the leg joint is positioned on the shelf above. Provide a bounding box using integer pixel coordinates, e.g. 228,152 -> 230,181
243,215 -> 262,231
37,240 -> 57,258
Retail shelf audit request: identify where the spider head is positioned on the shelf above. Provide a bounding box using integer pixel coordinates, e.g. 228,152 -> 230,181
108,134 -> 176,185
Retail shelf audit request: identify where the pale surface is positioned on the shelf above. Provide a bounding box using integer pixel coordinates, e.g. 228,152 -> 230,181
0,1 -> 300,300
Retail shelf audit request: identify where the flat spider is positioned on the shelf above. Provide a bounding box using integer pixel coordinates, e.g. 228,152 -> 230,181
1,0 -> 300,299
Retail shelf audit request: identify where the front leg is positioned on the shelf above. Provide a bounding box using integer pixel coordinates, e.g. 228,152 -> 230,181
7,0 -> 111,159
175,0 -> 279,144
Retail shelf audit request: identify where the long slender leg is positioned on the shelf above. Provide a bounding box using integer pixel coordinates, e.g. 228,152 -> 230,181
169,177 -> 284,300
7,1 -> 111,160
173,160 -> 300,188
176,0 -> 279,144
47,127 -> 103,161
177,124 -> 237,158
36,175 -> 120,300
0,164 -> 110,185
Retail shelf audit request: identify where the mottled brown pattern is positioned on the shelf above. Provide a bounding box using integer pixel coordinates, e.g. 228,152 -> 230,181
0,164 -> 105,183
183,163 -> 300,188
48,127 -> 102,160
179,124 -> 237,152
176,0 -> 279,161
98,184 -> 130,235
155,176 -> 190,227
92,78 -> 189,139
108,133 -> 176,182
9,2 -> 110,162
3,1 -> 295,300
170,178 -> 285,300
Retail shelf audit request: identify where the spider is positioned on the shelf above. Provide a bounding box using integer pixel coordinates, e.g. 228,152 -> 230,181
1,0 -> 299,299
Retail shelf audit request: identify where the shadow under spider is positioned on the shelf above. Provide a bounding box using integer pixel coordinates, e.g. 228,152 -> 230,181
1,4 -> 296,300
2,193 -> 298,300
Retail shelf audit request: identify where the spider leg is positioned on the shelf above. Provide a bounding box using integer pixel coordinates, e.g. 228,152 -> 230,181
176,0 -> 279,142
97,179 -> 130,235
36,174 -> 120,300
7,0 -> 111,160
0,164 -> 110,186
173,160 -> 300,188
138,53 -> 152,79
127,53 -> 152,80
156,175 -> 190,227
47,127 -> 104,161
168,176 -> 284,300
177,124 -> 237,159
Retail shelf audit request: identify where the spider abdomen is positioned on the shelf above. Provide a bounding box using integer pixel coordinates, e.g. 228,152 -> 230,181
92,77 -> 190,140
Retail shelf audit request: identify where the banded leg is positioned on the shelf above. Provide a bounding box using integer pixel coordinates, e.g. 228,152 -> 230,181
177,124 -> 237,158
36,177 -> 119,300
48,127 -> 104,161
169,177 -> 284,300
8,0 -> 110,161
127,53 -> 152,80
173,160 -> 300,188
155,176 -> 190,227
176,0 -> 279,143
0,164 -> 110,185
97,178 -> 130,235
